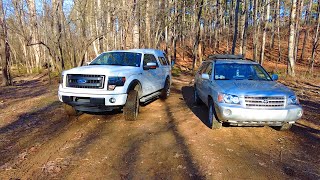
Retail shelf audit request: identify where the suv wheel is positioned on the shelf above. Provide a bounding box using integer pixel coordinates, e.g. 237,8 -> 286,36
194,86 -> 202,104
208,99 -> 222,129
160,79 -> 170,100
124,90 -> 139,121
64,104 -> 80,116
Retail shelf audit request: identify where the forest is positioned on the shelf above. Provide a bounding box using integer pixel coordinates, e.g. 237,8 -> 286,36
0,0 -> 320,179
0,0 -> 319,86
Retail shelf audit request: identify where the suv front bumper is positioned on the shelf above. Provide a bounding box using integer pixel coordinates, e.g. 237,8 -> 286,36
58,90 -> 127,112
215,104 -> 303,126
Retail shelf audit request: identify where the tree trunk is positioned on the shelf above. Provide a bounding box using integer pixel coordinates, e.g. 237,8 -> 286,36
27,0 -> 41,71
260,0 -> 270,65
240,0 -> 249,56
192,0 -> 204,72
309,2 -> 320,74
294,0 -> 303,62
0,0 -> 12,86
145,0 -> 151,48
288,0 -> 297,77
231,0 -> 240,54
132,0 -> 140,49
275,0 -> 282,71
300,0 -> 313,61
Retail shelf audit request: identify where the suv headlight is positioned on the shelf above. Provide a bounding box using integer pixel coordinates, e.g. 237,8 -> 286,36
288,95 -> 299,105
218,93 -> 240,104
108,76 -> 126,90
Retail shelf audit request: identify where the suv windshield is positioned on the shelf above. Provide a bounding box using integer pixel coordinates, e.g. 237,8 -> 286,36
90,52 -> 142,67
214,63 -> 272,81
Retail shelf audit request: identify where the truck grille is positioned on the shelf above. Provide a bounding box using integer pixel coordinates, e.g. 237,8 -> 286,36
244,96 -> 285,108
66,74 -> 105,89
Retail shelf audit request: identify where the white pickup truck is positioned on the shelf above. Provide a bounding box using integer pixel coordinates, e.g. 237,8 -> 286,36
58,49 -> 172,121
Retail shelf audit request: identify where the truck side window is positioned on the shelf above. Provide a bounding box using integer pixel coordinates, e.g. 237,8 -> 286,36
204,63 -> 213,79
143,54 -> 158,66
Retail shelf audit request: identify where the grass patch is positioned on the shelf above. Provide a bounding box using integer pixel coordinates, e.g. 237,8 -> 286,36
172,66 -> 182,77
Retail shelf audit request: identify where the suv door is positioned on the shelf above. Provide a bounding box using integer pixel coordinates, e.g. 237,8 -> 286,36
141,54 -> 162,95
200,63 -> 213,105
195,62 -> 209,100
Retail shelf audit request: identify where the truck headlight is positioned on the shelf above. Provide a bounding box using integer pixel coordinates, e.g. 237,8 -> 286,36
218,93 -> 240,104
288,95 -> 299,105
108,77 -> 126,90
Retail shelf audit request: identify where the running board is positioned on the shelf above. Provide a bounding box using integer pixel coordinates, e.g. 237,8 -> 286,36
140,91 -> 161,103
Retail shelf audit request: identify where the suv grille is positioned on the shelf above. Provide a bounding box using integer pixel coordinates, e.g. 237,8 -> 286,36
244,96 -> 285,108
66,74 -> 105,89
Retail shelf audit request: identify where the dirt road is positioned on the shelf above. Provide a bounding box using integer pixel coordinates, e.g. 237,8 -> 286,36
0,74 -> 319,179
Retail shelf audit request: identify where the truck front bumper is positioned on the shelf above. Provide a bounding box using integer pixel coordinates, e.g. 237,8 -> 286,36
215,104 -> 303,126
58,90 -> 127,112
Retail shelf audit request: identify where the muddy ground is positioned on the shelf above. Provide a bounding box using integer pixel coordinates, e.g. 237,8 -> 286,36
0,74 -> 319,179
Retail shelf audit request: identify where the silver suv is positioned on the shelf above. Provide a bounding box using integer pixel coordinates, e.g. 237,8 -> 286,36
58,49 -> 172,121
194,55 -> 303,130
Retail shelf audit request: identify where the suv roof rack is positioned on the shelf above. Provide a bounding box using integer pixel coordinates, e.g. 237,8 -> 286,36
208,54 -> 244,60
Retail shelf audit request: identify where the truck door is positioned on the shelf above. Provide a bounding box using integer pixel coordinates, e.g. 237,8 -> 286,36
141,54 -> 162,95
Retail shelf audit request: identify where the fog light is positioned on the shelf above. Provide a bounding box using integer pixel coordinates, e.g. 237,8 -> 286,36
297,110 -> 303,117
223,109 -> 232,116
109,98 -> 116,103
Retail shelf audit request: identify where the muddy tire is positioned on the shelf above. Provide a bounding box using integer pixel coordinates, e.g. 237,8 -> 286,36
160,79 -> 170,100
194,86 -> 202,104
208,98 -> 222,129
123,90 -> 139,121
276,123 -> 292,131
64,104 -> 79,116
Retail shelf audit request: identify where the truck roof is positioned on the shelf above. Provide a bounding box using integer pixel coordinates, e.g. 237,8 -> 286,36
107,49 -> 165,57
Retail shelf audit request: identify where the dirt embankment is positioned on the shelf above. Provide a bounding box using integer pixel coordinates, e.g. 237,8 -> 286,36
0,74 -> 319,179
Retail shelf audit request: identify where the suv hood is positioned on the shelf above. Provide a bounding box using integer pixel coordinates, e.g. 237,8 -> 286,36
63,65 -> 139,76
216,80 -> 295,96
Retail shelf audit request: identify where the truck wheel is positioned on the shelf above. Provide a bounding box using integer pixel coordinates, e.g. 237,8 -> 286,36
276,123 -> 292,131
208,99 -> 222,129
160,79 -> 170,100
124,90 -> 139,121
194,86 -> 202,104
64,104 -> 79,116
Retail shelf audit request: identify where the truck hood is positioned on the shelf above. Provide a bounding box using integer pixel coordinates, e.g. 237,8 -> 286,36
62,65 -> 139,76
216,80 -> 295,96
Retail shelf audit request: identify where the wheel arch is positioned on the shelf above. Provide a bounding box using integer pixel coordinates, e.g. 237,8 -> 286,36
127,79 -> 142,98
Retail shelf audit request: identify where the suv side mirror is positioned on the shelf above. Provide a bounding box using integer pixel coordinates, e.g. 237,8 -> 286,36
171,60 -> 175,67
201,73 -> 210,80
272,74 -> 279,81
143,62 -> 157,70
85,61 -> 91,66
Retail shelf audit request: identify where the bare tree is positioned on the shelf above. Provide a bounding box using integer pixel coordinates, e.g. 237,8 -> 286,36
288,0 -> 297,77
260,0 -> 270,65
133,0 -> 140,49
192,0 -> 204,72
309,1 -> 320,74
231,0 -> 240,54
0,0 -> 12,86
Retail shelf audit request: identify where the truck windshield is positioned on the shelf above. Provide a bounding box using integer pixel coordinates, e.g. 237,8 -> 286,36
90,52 -> 142,67
214,63 -> 272,81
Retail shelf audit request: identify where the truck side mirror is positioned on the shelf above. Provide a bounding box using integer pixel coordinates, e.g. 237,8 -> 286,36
143,62 -> 157,70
